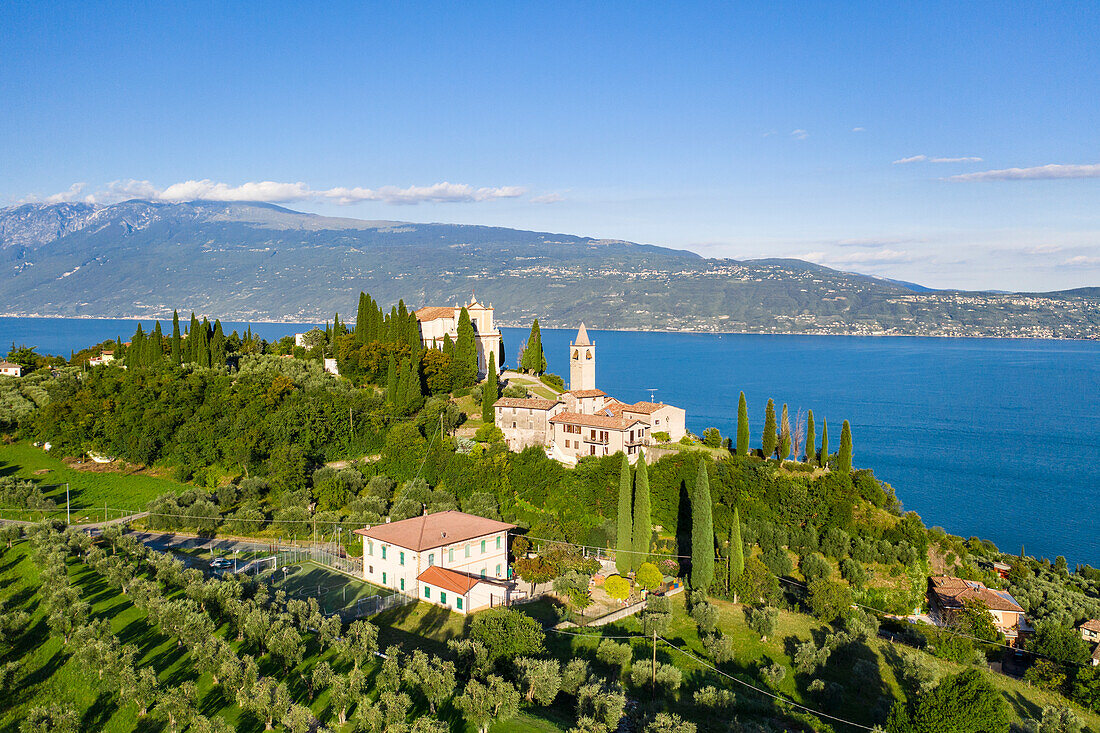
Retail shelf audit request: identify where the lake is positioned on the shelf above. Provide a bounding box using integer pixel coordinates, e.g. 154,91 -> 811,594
3,316 -> 1098,565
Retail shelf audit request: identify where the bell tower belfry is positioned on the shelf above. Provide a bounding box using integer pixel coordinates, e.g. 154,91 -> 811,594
569,323 -> 596,391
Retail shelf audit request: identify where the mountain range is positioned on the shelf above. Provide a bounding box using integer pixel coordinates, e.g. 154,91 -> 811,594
2,199 -> 1098,338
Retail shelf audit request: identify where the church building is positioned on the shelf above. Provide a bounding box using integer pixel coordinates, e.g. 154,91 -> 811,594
416,295 -> 502,378
494,323 -> 687,464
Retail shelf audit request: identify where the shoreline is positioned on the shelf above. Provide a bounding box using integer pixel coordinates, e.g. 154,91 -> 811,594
2,313 -> 1097,342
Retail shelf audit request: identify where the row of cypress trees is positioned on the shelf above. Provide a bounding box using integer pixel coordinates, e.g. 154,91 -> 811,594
735,391 -> 853,471
124,310 -> 234,369
615,452 -> 653,576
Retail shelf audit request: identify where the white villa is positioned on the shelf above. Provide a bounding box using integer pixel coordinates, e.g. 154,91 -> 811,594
88,351 -> 115,367
0,361 -> 24,377
494,324 -> 687,464
416,295 -> 502,378
354,510 -> 517,614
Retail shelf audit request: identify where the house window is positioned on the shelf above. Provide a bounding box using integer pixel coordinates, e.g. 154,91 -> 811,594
481,568 -> 487,578
382,572 -> 387,585
481,540 -> 487,554
424,587 -> 431,599
399,551 -> 405,566
368,541 -> 373,556
400,578 -> 405,591
440,591 -> 447,605
465,544 -> 471,558
428,553 -> 435,567
496,564 -> 501,577
512,422 -> 517,428
456,597 -> 463,610
496,536 -> 501,550
368,565 -> 373,574
448,548 -> 454,563
381,546 -> 387,560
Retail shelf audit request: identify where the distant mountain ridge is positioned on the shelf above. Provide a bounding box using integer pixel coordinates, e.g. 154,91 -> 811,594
2,200 -> 1098,338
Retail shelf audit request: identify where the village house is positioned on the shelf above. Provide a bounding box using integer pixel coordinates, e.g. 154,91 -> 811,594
927,576 -> 1030,646
416,295 -> 502,378
494,324 -> 687,464
1079,619 -> 1100,665
88,350 -> 115,367
354,510 -> 516,614
0,361 -> 23,377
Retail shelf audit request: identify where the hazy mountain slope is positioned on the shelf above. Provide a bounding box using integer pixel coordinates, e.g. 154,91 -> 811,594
2,200 -> 1098,338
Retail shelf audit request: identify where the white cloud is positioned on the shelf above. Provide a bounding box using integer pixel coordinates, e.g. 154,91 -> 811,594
803,248 -> 914,266
852,126 -> 866,132
790,129 -> 809,140
28,179 -> 528,207
529,192 -> 564,204
893,155 -> 982,165
949,163 -> 1100,182
1063,255 -> 1100,266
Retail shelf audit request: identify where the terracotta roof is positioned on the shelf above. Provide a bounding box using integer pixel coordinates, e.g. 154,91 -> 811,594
0,361 -> 21,369
353,510 -> 515,551
550,410 -> 643,430
929,576 -> 1024,613
623,401 -> 664,414
1080,619 -> 1100,633
417,566 -> 483,595
1093,643 -> 1100,662
567,389 -> 606,398
415,306 -> 455,322
494,397 -> 561,410
573,323 -> 592,346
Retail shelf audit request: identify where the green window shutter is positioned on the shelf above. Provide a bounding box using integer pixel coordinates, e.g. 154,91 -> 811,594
440,591 -> 447,604
457,597 -> 463,610
424,586 -> 431,599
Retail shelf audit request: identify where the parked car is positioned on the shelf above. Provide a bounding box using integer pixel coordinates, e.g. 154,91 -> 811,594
209,557 -> 233,569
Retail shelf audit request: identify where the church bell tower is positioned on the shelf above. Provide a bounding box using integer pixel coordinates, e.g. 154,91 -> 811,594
569,323 -> 596,391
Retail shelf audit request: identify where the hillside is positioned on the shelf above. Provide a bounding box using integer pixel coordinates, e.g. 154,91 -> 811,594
3,200 -> 1099,338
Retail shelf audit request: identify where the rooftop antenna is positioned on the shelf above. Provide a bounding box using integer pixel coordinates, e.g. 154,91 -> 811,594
646,388 -> 658,402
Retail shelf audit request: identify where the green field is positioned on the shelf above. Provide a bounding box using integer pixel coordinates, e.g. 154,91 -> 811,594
0,441 -> 187,521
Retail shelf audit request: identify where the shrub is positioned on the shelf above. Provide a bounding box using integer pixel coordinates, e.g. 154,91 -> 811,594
691,601 -> 720,634
702,427 -> 722,448
694,685 -> 736,709
596,639 -> 632,671
540,373 -> 565,391
468,608 -> 545,663
760,662 -> 786,686
604,575 -> 631,600
799,553 -> 831,583
501,383 -> 528,398
652,431 -> 671,443
761,546 -> 793,577
474,424 -> 504,443
703,633 -> 734,664
749,607 -> 779,641
840,558 -> 868,588
657,558 -> 680,577
636,562 -> 663,591
679,435 -> 695,445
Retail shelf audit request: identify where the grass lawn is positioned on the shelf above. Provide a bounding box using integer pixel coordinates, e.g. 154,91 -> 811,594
0,440 -> 188,521
500,372 -> 560,400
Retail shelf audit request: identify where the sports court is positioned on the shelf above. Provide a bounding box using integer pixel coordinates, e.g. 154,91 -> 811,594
267,559 -> 393,615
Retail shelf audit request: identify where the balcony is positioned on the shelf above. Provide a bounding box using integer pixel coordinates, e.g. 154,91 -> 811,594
584,435 -> 610,445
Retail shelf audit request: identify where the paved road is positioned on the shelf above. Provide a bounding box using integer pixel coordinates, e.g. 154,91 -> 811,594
0,511 -> 149,532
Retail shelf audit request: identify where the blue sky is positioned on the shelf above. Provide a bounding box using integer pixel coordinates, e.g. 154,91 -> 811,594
2,2 -> 1098,290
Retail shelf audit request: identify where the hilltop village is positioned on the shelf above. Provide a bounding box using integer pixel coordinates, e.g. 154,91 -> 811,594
1,290 -> 1099,733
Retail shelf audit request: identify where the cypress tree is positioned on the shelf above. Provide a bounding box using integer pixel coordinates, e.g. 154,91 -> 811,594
521,319 -> 546,374
453,307 -> 478,387
779,403 -> 791,463
631,451 -> 652,572
196,319 -> 211,368
838,420 -> 853,473
128,325 -> 145,368
691,459 -> 714,591
805,410 -> 816,464
481,352 -> 498,423
762,399 -> 777,459
385,354 -> 398,403
442,332 -> 454,357
210,320 -> 226,366
729,507 -> 744,601
187,313 -> 200,363
170,310 -> 181,365
616,454 -> 633,576
150,321 -> 164,363
820,420 -> 829,468
401,359 -> 424,414
355,292 -> 369,343
736,391 -> 750,456
406,312 -> 422,355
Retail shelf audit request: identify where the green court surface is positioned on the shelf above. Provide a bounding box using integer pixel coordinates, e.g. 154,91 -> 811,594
269,559 -> 392,613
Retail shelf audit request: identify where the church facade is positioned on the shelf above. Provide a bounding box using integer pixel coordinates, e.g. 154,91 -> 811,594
494,323 -> 687,464
416,296 -> 502,378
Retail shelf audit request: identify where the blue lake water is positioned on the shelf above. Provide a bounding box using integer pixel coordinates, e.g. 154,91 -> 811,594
3,317 -> 1098,565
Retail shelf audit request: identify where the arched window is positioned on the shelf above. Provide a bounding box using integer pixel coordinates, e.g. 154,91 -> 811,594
573,350 -> 579,359
586,350 -> 592,359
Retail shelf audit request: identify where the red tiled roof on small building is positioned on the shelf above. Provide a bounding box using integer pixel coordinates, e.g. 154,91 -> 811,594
1080,619 -> 1100,634
567,389 -> 606,398
494,397 -> 561,410
622,401 -> 665,414
417,566 -> 484,595
354,510 -> 515,551
415,306 -> 455,322
549,410 -> 643,430
929,576 -> 1024,613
